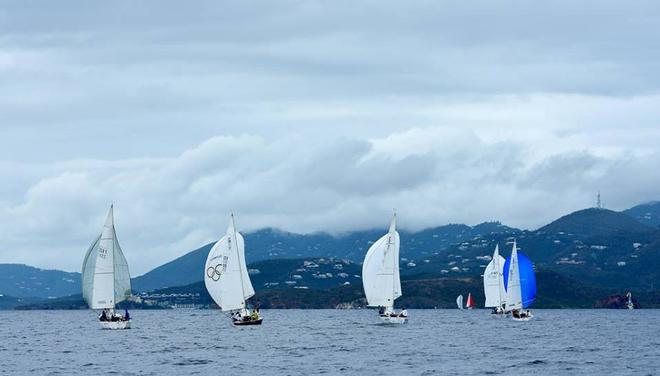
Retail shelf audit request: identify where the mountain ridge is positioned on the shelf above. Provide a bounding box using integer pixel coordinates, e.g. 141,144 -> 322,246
3,203 -> 660,303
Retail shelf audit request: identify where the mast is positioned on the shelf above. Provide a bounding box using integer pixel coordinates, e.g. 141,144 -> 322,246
110,204 -> 116,312
388,211 -> 397,301
494,245 -> 503,307
505,240 -> 522,311
231,212 -> 247,310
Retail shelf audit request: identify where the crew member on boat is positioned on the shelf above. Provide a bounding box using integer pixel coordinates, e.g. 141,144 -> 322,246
511,309 -> 531,319
491,305 -> 505,315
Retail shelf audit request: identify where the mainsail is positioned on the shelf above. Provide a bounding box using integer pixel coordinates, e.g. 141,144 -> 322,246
204,214 -> 255,312
503,241 -> 537,311
483,245 -> 506,308
626,292 -> 634,309
456,295 -> 464,309
362,213 -> 401,308
81,205 -> 132,310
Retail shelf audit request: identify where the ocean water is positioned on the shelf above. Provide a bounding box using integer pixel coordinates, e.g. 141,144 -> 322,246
1,309 -> 658,375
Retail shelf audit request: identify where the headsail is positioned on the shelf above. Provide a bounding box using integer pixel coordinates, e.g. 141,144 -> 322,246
204,214 -> 255,312
503,241 -> 536,310
82,205 -> 132,310
362,213 -> 401,308
483,245 -> 506,308
466,293 -> 475,308
456,295 -> 464,309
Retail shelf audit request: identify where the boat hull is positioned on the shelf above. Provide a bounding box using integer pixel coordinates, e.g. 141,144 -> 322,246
233,318 -> 263,326
100,320 -> 131,330
512,313 -> 534,321
379,315 -> 408,324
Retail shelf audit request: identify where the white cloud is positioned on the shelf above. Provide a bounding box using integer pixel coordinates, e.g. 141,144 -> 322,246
1,121 -> 660,274
1,1 -> 660,273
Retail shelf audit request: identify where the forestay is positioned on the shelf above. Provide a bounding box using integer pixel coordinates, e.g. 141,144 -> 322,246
483,245 -> 506,308
362,214 -> 401,308
81,205 -> 132,310
204,214 -> 255,312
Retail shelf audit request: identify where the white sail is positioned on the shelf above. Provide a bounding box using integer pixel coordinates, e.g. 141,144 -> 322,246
82,205 -> 132,310
362,213 -> 401,308
626,292 -> 634,309
204,214 -> 254,312
236,231 -> 255,300
483,245 -> 506,308
456,295 -> 464,309
505,242 -> 523,311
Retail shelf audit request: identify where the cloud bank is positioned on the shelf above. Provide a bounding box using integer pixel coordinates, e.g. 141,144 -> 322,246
1,1 -> 659,273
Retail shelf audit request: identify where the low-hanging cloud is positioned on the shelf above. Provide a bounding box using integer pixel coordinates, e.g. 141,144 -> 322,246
2,127 -> 660,274
1,1 -> 660,273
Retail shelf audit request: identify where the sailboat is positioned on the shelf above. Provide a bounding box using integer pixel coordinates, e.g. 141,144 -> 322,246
626,292 -> 635,310
503,240 -> 537,321
466,293 -> 476,309
81,205 -> 132,330
362,212 -> 407,324
456,295 -> 464,310
483,244 -> 506,315
204,213 -> 261,326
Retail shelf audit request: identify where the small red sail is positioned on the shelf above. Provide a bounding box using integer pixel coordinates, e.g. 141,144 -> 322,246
466,293 -> 475,309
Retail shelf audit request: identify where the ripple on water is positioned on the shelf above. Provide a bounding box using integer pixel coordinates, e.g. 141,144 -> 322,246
1,310 -> 660,375
173,359 -> 213,366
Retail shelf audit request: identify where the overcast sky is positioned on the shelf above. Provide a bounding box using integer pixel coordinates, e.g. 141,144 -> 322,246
1,1 -> 660,274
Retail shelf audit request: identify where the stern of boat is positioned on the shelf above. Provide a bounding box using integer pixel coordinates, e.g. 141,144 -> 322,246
379,315 -> 408,324
100,320 -> 131,330
233,318 -> 263,326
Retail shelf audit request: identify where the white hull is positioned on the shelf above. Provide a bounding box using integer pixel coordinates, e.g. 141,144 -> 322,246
100,320 -> 131,330
512,316 -> 533,322
379,315 -> 408,324
512,313 -> 533,321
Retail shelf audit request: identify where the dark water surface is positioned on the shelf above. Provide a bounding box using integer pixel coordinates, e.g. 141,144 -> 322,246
1,309 -> 658,375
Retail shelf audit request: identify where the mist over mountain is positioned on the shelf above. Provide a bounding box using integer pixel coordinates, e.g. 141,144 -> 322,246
3,203 -> 660,309
132,221 -> 516,292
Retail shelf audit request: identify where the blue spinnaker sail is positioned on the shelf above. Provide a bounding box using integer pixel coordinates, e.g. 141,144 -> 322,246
503,251 -> 537,308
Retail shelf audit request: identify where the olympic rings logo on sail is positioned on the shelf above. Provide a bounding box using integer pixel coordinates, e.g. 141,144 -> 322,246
206,265 -> 223,281
206,256 -> 229,281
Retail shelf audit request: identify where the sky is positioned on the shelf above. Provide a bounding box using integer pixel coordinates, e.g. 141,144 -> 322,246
1,0 -> 660,274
